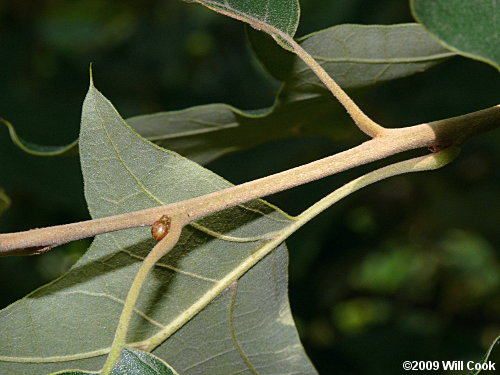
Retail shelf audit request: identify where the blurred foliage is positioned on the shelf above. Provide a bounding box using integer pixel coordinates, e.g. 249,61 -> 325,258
0,0 -> 498,374
0,188 -> 11,215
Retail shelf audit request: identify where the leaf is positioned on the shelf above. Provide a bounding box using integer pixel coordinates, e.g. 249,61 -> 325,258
108,349 -> 179,375
2,96 -> 348,165
0,118 -> 78,156
109,349 -> 179,375
152,245 -> 317,374
0,82 -> 316,374
248,23 -> 456,100
411,0 -> 500,70
2,97 -> 349,165
108,22 -> 458,166
125,104 -> 281,166
185,0 -> 300,46
48,348 -> 179,375
48,371 -> 98,375
126,96 -> 350,165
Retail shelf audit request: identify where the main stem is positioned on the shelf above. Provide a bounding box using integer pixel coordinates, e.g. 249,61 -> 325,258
0,105 -> 498,256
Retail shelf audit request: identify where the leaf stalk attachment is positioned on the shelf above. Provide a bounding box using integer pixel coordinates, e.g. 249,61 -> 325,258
101,220 -> 184,375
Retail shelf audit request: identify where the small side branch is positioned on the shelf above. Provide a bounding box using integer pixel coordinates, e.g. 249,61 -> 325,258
100,218 -> 185,375
279,34 -> 386,138
297,147 -> 460,224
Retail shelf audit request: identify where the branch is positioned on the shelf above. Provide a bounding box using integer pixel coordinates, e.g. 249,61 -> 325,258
116,148 -> 462,355
281,34 -> 386,138
0,105 -> 498,256
101,218 -> 185,375
206,10 -> 385,137
297,146 -> 460,226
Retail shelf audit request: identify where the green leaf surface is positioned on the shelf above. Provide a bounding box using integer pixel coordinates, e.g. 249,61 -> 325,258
48,371 -> 98,375
249,23 -> 456,100
185,0 -> 300,41
48,348 -> 179,375
108,349 -> 179,375
411,0 -> 500,70
2,96 -> 348,165
0,82 -> 316,374
126,96 -> 349,165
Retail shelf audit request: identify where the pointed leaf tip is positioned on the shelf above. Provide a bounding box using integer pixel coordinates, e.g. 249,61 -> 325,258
89,63 -> 94,87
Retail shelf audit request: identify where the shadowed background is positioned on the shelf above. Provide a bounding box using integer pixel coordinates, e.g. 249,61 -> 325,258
0,0 -> 498,373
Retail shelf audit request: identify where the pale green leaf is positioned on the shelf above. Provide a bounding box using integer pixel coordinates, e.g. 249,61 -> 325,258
48,371 -> 98,375
411,0 -> 500,70
108,349 -> 179,375
126,104 -> 275,165
0,82 -> 316,374
1,97 -> 348,164
126,97 -> 349,165
48,348 -> 179,375
249,23 -> 456,100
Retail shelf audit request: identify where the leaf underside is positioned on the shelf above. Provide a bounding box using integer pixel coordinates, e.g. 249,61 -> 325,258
0,82 -> 316,374
249,23 -> 455,101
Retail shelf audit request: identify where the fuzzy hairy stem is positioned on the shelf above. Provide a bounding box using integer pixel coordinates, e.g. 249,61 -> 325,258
101,220 -> 185,375
280,34 -> 386,137
108,148 -> 462,358
201,5 -> 384,137
0,105 -> 498,256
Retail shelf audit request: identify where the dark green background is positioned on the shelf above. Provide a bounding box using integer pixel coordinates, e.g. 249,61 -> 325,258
0,0 -> 498,374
